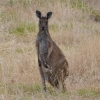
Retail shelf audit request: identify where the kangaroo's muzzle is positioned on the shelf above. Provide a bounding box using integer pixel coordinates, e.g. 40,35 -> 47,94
42,26 -> 45,30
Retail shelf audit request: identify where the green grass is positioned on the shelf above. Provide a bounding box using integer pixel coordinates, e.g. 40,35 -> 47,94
91,10 -> 100,22
0,11 -> 17,22
77,88 -> 100,98
1,83 -> 99,100
95,29 -> 100,35
7,0 -> 31,7
8,0 -> 14,6
0,0 -> 100,100
15,48 -> 23,53
0,84 -> 5,94
10,22 -> 37,36
70,0 -> 86,9
18,83 -> 41,94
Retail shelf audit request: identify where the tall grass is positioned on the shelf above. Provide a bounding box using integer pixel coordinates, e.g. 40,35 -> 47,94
0,0 -> 100,100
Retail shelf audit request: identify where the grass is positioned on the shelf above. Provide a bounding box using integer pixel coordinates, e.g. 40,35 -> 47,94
91,10 -> 100,22
8,0 -> 31,7
18,83 -> 41,94
9,22 -> 37,36
70,0 -> 85,9
0,0 -> 100,100
15,48 -> 23,53
77,88 -> 100,98
0,83 -> 100,99
50,24 -> 59,32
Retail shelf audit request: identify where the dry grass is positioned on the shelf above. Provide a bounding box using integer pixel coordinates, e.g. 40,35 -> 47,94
0,0 -> 100,100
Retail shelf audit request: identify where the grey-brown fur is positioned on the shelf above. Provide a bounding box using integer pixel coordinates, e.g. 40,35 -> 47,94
36,10 -> 69,92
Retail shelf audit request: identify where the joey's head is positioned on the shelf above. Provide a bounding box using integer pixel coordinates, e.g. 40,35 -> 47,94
36,10 -> 52,31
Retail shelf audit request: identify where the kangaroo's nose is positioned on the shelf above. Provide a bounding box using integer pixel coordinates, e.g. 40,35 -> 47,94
42,26 -> 44,30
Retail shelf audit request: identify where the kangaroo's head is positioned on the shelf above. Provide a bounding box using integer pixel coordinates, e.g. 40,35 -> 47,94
36,10 -> 52,31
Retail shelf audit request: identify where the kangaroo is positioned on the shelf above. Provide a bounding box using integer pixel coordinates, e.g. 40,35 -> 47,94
36,10 -> 69,92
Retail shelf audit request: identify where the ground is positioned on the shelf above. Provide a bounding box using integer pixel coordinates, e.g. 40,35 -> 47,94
0,0 -> 100,100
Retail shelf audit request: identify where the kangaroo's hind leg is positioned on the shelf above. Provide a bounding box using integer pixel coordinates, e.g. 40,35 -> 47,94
39,66 -> 46,92
58,68 -> 67,92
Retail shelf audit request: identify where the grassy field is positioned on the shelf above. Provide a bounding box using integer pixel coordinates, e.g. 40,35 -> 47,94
0,0 -> 100,100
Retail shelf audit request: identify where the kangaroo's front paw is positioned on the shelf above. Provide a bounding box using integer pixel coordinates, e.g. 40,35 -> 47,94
44,62 -> 50,68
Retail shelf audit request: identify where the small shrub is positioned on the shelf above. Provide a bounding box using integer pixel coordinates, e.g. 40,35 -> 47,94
8,0 -> 14,6
91,10 -> 100,22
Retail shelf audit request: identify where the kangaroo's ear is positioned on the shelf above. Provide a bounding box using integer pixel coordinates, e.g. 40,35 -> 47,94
46,12 -> 52,19
36,10 -> 41,19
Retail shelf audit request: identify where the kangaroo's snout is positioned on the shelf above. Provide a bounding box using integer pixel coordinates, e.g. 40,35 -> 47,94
42,26 -> 45,30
